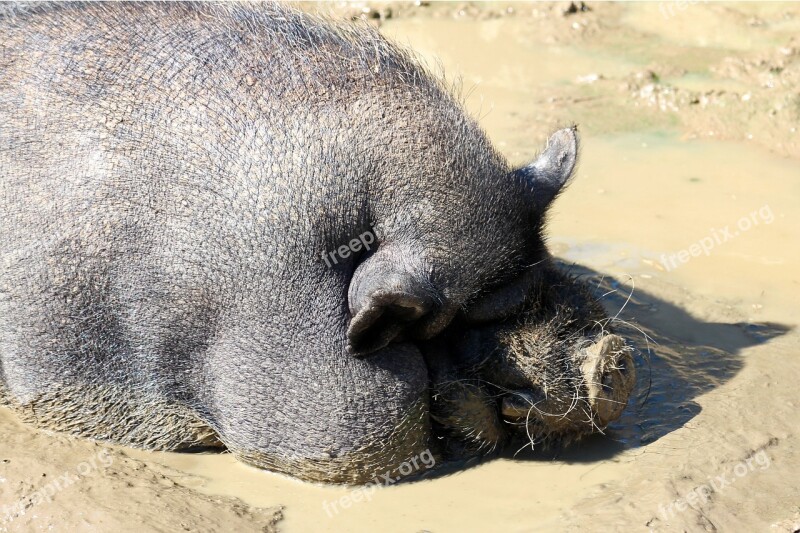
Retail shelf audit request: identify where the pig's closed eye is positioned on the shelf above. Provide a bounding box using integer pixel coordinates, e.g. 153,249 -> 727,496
463,268 -> 540,324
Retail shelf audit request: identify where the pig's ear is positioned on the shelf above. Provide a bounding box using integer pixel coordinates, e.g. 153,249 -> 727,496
346,249 -> 436,356
515,126 -> 579,210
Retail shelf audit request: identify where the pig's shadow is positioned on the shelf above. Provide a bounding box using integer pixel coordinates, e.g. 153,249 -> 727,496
430,261 -> 791,475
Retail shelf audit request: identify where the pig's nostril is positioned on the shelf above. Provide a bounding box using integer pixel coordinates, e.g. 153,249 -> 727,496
581,334 -> 636,428
601,371 -> 615,394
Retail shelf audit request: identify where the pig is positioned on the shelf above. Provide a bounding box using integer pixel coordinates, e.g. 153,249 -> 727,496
0,1 -> 633,484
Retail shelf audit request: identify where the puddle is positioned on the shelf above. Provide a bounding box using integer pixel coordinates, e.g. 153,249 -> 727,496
128,443 -> 631,531
620,2 -> 800,52
552,132 -> 798,325
381,16 -> 644,151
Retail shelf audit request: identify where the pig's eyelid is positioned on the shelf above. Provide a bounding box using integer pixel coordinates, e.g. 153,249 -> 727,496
472,257 -> 547,301
518,258 -> 547,270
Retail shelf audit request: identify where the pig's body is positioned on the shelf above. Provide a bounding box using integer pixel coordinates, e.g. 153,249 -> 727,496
0,2 -> 632,483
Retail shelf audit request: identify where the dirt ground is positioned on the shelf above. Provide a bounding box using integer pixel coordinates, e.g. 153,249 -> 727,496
2,2 -> 799,532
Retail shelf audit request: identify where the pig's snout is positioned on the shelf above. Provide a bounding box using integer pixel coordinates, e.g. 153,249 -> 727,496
500,334 -> 635,433
580,334 -> 636,427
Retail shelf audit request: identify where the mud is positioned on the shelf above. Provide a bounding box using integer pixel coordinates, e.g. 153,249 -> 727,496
2,2 -> 799,532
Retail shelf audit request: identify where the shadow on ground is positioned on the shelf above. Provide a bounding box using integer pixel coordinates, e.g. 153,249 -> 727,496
499,260 -> 792,466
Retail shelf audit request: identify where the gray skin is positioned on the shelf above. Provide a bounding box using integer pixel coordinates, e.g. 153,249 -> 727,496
0,2 -> 633,484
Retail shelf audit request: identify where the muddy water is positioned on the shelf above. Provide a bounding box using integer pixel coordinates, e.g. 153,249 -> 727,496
119,3 -> 799,532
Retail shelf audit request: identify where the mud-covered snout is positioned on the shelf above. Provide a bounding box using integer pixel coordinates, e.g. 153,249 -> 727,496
499,333 -> 635,437
580,334 -> 636,427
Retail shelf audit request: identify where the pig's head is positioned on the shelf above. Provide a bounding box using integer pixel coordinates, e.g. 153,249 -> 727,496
347,125 -> 582,357
342,112 -> 634,451
427,263 -> 636,455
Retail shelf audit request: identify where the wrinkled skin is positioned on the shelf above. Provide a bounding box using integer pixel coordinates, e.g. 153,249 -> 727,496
0,2 -> 633,484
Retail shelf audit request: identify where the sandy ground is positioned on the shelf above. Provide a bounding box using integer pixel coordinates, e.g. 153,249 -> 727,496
0,409 -> 283,532
2,2 -> 799,532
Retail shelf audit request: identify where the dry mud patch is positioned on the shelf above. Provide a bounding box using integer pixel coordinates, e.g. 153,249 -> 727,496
0,408 -> 281,532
